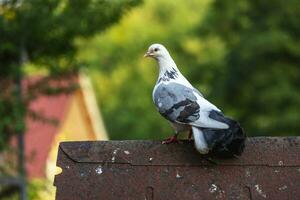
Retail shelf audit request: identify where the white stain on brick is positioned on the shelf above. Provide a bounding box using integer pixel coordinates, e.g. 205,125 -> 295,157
95,166 -> 103,175
112,149 -> 118,155
124,150 -> 130,155
176,171 -> 182,179
209,183 -> 225,198
278,185 -> 287,191
255,184 -> 267,198
245,170 -> 251,177
209,184 -> 218,193
111,148 -> 120,162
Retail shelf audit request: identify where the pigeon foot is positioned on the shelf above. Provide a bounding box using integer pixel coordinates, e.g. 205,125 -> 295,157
162,135 -> 178,144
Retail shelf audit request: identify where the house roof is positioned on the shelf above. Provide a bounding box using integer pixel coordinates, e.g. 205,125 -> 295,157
24,77 -> 73,178
21,74 -> 108,179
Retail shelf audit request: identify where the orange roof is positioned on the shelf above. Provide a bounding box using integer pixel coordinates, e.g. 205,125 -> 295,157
23,77 -> 75,178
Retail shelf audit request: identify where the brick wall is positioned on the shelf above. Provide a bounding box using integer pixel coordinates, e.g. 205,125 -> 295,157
54,137 -> 300,200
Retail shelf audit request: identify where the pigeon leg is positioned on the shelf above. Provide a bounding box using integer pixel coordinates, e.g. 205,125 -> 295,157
162,133 -> 179,144
188,129 -> 193,141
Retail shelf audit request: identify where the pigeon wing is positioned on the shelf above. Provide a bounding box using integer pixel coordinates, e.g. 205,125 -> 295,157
153,82 -> 228,129
153,82 -> 200,123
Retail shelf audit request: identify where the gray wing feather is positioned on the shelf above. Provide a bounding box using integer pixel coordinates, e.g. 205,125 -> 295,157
153,82 -> 229,129
153,83 -> 200,123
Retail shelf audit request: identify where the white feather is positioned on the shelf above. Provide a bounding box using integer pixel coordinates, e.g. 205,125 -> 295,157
151,43 -> 229,130
192,127 -> 209,154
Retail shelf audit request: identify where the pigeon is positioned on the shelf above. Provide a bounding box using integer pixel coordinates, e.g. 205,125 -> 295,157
144,43 -> 246,157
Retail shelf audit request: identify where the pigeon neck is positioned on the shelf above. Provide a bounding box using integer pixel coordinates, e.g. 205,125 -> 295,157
157,56 -> 179,76
157,56 -> 180,83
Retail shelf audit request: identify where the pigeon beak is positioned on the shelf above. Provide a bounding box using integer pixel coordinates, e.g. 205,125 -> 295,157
144,51 -> 154,58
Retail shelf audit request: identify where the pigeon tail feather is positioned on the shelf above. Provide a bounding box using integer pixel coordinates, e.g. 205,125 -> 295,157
202,111 -> 246,158
192,127 -> 209,154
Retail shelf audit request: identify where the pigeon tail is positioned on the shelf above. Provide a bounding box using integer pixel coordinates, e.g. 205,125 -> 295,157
202,111 -> 246,158
192,127 -> 209,154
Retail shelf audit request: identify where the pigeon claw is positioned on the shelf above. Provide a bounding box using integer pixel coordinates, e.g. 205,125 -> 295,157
162,135 -> 178,144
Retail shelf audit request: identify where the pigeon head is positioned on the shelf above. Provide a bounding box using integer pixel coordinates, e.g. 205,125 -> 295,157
144,44 -> 171,60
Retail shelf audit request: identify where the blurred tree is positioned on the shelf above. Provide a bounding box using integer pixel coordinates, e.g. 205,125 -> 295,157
0,0 -> 141,153
198,0 -> 300,136
76,0 -> 212,140
1,0 -> 141,198
78,0 -> 300,140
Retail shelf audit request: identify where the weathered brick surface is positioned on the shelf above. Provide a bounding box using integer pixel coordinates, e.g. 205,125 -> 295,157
54,137 -> 300,200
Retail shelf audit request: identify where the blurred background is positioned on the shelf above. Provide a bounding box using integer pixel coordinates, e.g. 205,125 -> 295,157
1,0 -> 300,199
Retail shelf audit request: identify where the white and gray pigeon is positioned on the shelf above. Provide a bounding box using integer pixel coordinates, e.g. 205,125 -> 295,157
145,43 -> 246,157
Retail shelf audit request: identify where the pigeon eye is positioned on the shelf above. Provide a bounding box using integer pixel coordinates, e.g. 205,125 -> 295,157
154,48 -> 159,52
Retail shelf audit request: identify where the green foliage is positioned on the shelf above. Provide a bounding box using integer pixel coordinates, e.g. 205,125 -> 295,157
78,0 -> 300,139
0,179 -> 53,200
0,0 -> 141,148
199,0 -> 300,135
77,0 -> 212,139
0,0 -> 141,74
0,0 -> 141,197
27,179 -> 53,200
